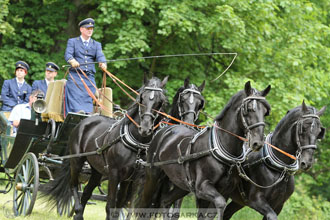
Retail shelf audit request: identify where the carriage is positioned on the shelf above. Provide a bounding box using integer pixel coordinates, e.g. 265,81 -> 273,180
0,80 -> 115,217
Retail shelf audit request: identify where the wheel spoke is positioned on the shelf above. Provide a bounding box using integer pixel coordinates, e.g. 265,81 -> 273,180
28,176 -> 35,186
28,159 -> 35,184
22,164 -> 27,182
23,193 -> 28,215
18,193 -> 24,214
18,173 -> 24,183
15,191 -> 24,201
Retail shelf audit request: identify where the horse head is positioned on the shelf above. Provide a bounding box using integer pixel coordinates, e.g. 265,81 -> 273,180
240,81 -> 271,151
175,77 -> 205,124
297,101 -> 326,170
138,75 -> 168,137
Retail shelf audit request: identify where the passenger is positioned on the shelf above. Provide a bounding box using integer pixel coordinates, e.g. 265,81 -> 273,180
32,62 -> 59,95
1,61 -> 32,111
64,17 -> 107,116
8,90 -> 43,135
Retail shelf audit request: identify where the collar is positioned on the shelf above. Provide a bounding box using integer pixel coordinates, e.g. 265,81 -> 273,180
16,78 -> 25,85
120,121 -> 150,152
45,78 -> 53,86
24,103 -> 31,109
80,36 -> 91,44
262,133 -> 299,174
209,123 -> 247,165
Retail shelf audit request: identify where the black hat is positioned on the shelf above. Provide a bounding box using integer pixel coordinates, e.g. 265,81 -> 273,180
45,62 -> 59,72
78,18 -> 95,28
15,61 -> 29,71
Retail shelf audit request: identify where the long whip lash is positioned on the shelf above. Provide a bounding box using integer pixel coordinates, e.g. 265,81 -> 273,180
62,52 -> 237,81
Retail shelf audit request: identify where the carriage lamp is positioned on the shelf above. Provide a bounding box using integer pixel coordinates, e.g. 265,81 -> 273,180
32,94 -> 47,126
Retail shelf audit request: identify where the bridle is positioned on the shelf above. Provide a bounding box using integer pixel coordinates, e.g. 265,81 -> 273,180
177,86 -> 204,122
240,96 -> 268,133
294,111 -> 320,160
138,86 -> 165,125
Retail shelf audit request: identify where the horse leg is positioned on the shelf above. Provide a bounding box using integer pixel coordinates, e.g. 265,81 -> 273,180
70,158 -> 85,220
223,201 -> 244,220
115,181 -> 131,219
138,167 -> 162,208
158,185 -> 189,220
196,198 -> 213,220
116,181 -> 130,207
195,180 -> 226,220
274,204 -> 284,216
80,167 -> 102,213
248,194 -> 277,220
106,170 -> 119,220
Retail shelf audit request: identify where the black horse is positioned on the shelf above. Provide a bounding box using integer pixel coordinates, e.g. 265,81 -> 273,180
137,81 -> 271,220
223,101 -> 326,220
42,75 -> 169,220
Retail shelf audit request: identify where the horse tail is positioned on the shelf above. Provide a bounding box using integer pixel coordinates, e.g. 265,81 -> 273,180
40,159 -> 72,209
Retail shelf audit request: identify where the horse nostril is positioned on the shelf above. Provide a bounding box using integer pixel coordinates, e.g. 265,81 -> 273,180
301,162 -> 306,169
252,141 -> 263,151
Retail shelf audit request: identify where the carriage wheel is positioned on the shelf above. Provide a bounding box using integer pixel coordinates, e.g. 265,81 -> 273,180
57,196 -> 74,217
13,152 -> 39,216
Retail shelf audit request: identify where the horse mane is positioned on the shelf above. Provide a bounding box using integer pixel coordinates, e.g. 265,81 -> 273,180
274,105 -> 317,132
214,90 -> 246,122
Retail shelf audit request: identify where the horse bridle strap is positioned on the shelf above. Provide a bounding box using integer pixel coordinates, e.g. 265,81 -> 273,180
295,113 -> 320,152
240,96 -> 267,132
178,88 -> 202,122
138,86 -> 164,122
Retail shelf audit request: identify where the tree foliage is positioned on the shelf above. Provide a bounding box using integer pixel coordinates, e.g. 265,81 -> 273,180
0,0 -> 329,203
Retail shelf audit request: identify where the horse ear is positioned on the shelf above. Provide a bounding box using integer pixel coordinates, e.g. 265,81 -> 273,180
316,106 -> 326,117
198,80 -> 205,92
184,77 -> 190,88
161,76 -> 169,88
301,100 -> 308,113
244,81 -> 252,96
261,85 -> 271,97
144,72 -> 149,84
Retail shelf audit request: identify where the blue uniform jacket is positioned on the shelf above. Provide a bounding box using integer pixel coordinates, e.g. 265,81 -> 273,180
64,37 -> 106,74
32,79 -> 47,96
1,78 -> 32,111
64,37 -> 106,115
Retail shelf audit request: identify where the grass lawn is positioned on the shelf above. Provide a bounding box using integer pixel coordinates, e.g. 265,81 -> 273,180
0,190 -> 106,220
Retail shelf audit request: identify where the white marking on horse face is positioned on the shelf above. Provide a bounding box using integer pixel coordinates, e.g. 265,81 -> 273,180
189,93 -> 194,104
149,91 -> 155,100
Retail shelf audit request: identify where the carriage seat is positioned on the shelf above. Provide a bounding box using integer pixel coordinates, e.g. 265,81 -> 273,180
41,79 -> 66,122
